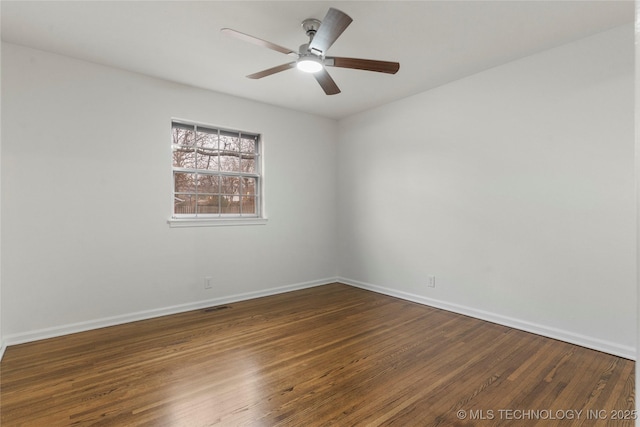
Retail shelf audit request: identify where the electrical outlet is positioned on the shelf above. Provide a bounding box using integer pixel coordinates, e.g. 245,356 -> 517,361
427,276 -> 436,288
204,276 -> 213,289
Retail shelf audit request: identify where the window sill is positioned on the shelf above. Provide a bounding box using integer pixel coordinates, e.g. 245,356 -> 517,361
167,217 -> 268,228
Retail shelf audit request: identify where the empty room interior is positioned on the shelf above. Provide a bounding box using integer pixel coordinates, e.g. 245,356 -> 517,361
0,1 -> 638,425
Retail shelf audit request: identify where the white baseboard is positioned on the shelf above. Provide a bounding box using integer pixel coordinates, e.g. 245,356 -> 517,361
4,278 -> 338,347
338,277 -> 636,360
5,277 -> 633,361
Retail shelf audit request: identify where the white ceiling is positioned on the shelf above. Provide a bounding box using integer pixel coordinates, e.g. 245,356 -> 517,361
1,1 -> 634,120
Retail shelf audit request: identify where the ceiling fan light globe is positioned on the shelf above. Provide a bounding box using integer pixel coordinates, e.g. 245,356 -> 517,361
297,58 -> 323,73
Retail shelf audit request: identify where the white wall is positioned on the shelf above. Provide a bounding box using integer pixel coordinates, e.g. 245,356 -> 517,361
1,43 -> 338,341
635,0 -> 640,408
1,25 -> 636,360
0,13 -> 4,359
337,25 -> 636,358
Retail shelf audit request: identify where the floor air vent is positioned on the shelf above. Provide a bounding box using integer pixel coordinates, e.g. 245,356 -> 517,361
204,305 -> 230,313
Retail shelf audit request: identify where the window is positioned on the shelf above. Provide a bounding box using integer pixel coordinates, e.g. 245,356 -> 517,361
170,120 -> 264,226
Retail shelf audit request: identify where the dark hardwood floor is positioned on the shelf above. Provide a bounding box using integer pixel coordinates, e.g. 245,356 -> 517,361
1,283 -> 635,426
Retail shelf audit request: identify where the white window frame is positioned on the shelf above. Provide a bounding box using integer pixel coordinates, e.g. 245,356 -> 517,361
168,120 -> 267,228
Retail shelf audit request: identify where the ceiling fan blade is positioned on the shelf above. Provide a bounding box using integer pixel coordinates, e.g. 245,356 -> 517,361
313,69 -> 341,95
326,57 -> 400,74
221,28 -> 297,56
247,62 -> 296,79
308,8 -> 352,55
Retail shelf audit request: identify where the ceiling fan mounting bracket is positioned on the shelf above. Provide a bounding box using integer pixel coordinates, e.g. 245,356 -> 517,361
301,18 -> 322,38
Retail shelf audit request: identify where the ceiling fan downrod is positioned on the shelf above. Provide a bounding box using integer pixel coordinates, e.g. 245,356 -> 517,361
300,18 -> 323,58
297,18 -> 324,73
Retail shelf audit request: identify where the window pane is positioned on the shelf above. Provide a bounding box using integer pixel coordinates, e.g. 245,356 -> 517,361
220,134 -> 240,153
240,136 -> 256,153
220,196 -> 240,214
196,148 -> 220,171
173,147 -> 196,168
196,129 -> 218,149
241,196 -> 256,214
221,176 -> 240,195
174,172 -> 196,193
172,127 -> 195,146
197,196 -> 220,214
198,174 -> 220,194
220,155 -> 239,172
240,155 -> 256,173
241,177 -> 256,195
174,194 -> 196,214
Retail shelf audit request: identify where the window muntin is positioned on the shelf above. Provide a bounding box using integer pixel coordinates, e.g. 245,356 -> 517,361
172,121 -> 261,219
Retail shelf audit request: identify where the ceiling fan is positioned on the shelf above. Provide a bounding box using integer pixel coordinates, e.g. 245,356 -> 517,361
221,8 -> 400,95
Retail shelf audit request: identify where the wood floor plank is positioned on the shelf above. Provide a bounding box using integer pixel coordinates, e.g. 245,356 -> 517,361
1,283 -> 635,426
